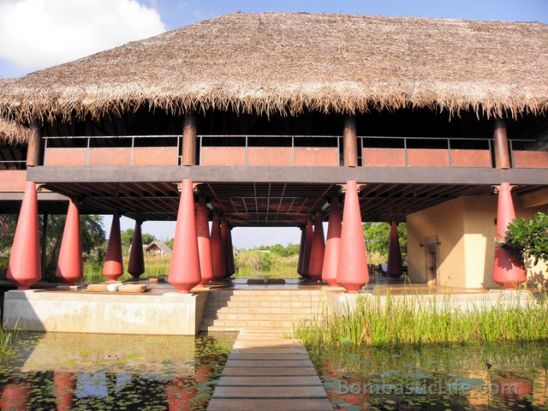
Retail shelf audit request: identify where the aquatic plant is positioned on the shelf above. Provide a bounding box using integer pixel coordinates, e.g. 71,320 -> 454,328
294,293 -> 548,348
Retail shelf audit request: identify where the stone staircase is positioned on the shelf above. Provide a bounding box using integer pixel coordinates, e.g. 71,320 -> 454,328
200,289 -> 330,334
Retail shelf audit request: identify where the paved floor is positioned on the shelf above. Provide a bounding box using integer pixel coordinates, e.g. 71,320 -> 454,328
207,331 -> 333,411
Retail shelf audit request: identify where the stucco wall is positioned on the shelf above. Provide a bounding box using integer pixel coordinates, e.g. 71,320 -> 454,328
407,194 -> 545,289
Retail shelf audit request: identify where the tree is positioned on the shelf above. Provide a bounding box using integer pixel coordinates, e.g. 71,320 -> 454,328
502,212 -> 547,265
362,222 -> 407,263
0,214 -> 106,281
121,228 -> 156,250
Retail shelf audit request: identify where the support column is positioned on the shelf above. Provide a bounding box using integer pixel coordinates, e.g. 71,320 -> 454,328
54,371 -> 75,411
297,226 -> 306,275
343,116 -> 358,167
227,227 -> 235,276
26,120 -> 41,167
0,383 -> 30,410
493,182 -> 526,288
493,119 -> 511,169
102,213 -> 123,281
168,179 -> 201,292
301,220 -> 314,278
387,221 -> 403,278
56,199 -> 83,284
128,220 -> 145,279
322,199 -> 342,286
308,213 -> 325,281
337,180 -> 369,292
196,200 -> 214,285
220,221 -> 230,278
182,114 -> 197,166
7,181 -> 41,289
210,213 -> 224,280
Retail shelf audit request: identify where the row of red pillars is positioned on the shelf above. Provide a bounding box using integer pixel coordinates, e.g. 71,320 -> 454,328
7,180 -> 235,292
6,180 -> 526,292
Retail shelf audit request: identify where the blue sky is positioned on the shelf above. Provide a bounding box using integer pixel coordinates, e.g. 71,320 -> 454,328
1,0 -> 546,247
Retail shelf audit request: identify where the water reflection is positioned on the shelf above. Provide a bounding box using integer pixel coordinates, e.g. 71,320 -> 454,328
309,341 -> 547,411
0,331 -> 234,410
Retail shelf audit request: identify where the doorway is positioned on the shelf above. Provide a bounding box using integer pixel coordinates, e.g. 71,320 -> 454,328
425,238 -> 438,285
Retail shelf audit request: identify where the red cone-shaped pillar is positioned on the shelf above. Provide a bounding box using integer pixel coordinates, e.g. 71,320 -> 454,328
128,220 -> 145,279
102,213 -> 123,281
56,199 -> 83,284
301,220 -> 314,278
196,201 -> 213,285
210,213 -> 224,280
322,200 -> 342,285
54,371 -> 75,411
220,221 -> 231,278
227,227 -> 235,276
7,182 -> 41,289
168,180 -> 201,292
297,226 -> 306,275
387,221 -> 403,278
0,383 -> 30,410
308,214 -> 325,281
337,180 -> 369,293
493,182 -> 526,288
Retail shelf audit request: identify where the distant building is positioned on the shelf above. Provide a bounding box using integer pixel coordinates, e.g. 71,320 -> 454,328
144,241 -> 171,257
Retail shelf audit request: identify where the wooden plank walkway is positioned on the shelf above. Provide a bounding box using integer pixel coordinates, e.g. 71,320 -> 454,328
208,331 -> 333,411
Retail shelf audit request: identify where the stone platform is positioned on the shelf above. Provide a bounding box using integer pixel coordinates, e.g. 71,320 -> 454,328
2,284 -> 207,335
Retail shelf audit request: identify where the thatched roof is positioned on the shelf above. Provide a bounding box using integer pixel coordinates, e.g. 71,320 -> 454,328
0,13 -> 546,122
0,78 -> 31,142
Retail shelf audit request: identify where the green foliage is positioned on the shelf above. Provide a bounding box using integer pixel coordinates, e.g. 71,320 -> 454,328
502,212 -> 548,265
256,243 -> 300,257
165,238 -> 174,249
362,222 -> 407,263
121,229 -> 156,250
294,293 -> 548,348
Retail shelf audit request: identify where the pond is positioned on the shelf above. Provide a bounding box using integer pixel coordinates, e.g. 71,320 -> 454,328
0,331 -> 235,410
309,340 -> 547,411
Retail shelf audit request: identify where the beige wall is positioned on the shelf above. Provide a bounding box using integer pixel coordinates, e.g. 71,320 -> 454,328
407,193 -> 545,289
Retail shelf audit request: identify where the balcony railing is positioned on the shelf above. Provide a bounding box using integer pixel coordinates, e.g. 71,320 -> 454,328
40,135 -> 547,169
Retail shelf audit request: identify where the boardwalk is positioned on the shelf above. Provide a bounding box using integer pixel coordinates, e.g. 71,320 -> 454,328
208,331 -> 332,411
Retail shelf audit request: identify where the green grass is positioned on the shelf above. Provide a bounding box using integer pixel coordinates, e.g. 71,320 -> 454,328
294,293 -> 548,348
84,255 -> 171,283
0,317 -> 18,358
234,250 -> 299,279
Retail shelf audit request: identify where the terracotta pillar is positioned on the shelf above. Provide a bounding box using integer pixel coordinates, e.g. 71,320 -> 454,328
196,200 -> 213,285
102,213 -> 123,281
493,182 -> 526,288
297,226 -> 306,275
227,227 -> 235,276
128,220 -> 145,279
210,213 -> 224,280
168,180 -> 201,292
387,221 -> 403,278
220,221 -> 230,278
308,213 -> 325,281
337,180 -> 369,292
322,199 -> 342,285
301,220 -> 314,278
0,383 -> 30,410
182,114 -> 197,166
56,199 -> 83,284
343,116 -> 358,167
54,371 -> 76,411
493,120 -> 511,169
7,181 -> 41,289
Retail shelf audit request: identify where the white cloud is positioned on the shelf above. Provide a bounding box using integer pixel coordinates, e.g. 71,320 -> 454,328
0,0 -> 166,71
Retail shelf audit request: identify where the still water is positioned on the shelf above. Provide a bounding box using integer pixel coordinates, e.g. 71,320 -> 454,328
309,340 -> 547,411
0,332 -> 235,410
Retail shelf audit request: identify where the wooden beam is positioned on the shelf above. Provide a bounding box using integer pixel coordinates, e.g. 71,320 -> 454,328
518,188 -> 548,208
181,114 -> 197,166
343,116 -> 358,167
493,119 -> 511,169
26,120 -> 41,167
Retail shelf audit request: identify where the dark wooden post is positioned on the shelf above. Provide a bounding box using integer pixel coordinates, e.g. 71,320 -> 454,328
26,120 -> 41,167
493,119 -> 511,169
182,114 -> 197,166
343,116 -> 358,167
